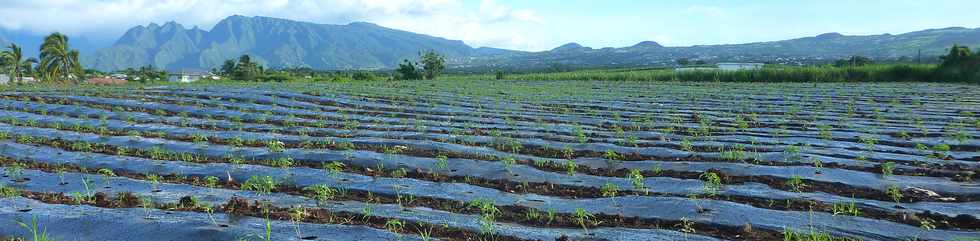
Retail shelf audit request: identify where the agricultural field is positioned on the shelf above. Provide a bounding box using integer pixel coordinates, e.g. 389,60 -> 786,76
0,80 -> 978,241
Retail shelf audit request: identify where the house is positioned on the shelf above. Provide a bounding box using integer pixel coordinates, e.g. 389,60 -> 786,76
716,63 -> 765,71
168,70 -> 211,83
0,74 -> 39,85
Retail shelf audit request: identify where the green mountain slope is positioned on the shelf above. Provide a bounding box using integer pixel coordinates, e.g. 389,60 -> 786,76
86,15 -> 487,71
460,27 -> 980,71
83,15 -> 980,72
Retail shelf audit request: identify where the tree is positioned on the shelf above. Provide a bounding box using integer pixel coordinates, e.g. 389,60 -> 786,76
395,59 -> 422,80
220,59 -> 237,76
939,45 -> 971,67
233,55 -> 263,81
676,58 -> 691,66
0,43 -> 38,84
935,45 -> 979,82
494,71 -> 505,80
39,33 -> 82,83
419,50 -> 445,80
834,56 -> 873,67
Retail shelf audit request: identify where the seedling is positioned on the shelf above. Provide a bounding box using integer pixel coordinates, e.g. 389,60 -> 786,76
931,144 -> 951,159
323,161 -> 345,177
289,206 -> 309,238
546,208 -> 556,225
601,182 -> 619,197
881,162 -> 895,176
524,208 -> 541,221
886,185 -> 903,203
919,218 -> 936,230
266,140 -> 286,153
783,145 -> 802,161
191,133 -> 209,144
146,174 -> 162,191
97,168 -> 116,187
817,124 -> 833,140
267,156 -> 294,168
859,135 -> 877,151
304,184 -> 337,205
5,162 -> 26,181
203,204 -> 218,225
391,168 -> 408,178
416,225 -> 434,241
204,176 -> 220,189
384,219 -> 405,233
14,214 -> 50,241
561,145 -> 575,159
565,159 -> 578,176
721,144 -> 747,161
786,175 -> 807,193
228,155 -> 247,165
628,168 -> 647,192
603,150 -> 622,168
677,217 -> 696,234
434,155 -> 449,170
228,136 -> 245,147
650,164 -> 663,176
0,184 -> 20,198
242,176 -> 277,195
254,215 -> 273,241
572,208 -> 595,233
831,201 -> 861,216
680,138 -> 694,152
502,156 -> 517,172
699,172 -> 722,196
141,196 -> 154,219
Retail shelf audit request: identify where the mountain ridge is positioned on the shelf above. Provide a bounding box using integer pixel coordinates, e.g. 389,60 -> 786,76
1,15 -> 978,71
458,26 -> 980,71
85,15 -> 488,71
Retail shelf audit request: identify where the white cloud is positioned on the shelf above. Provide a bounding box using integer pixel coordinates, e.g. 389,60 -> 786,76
0,0 -> 545,50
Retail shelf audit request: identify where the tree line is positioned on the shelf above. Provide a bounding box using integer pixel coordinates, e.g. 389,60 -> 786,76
395,50 -> 445,80
212,50 -> 446,81
1,35 -> 973,84
935,45 -> 980,82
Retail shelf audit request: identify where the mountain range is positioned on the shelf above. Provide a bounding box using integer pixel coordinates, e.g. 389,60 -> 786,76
468,27 -> 980,71
1,15 -> 978,72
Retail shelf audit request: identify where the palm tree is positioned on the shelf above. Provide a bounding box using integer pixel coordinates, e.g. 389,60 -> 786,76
1,43 -> 38,84
39,32 -> 82,83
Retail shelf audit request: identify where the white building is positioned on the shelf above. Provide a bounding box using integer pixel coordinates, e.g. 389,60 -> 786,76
716,63 -> 765,71
0,74 -> 38,85
168,70 -> 210,83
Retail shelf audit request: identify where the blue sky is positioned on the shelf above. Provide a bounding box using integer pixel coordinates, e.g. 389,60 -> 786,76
0,0 -> 977,51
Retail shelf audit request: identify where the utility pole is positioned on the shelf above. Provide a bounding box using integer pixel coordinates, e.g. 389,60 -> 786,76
917,49 -> 921,64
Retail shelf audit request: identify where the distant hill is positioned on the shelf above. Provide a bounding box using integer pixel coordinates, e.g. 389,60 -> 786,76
85,15 -> 518,71
1,15 -> 978,72
458,27 -> 980,71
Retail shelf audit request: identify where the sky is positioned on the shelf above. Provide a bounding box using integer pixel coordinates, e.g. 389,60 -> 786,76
0,0 -> 977,51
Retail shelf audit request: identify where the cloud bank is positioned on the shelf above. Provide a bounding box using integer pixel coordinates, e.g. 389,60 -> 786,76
0,0 -> 546,50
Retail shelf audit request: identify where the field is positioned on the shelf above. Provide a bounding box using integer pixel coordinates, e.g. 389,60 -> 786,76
0,80 -> 978,241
